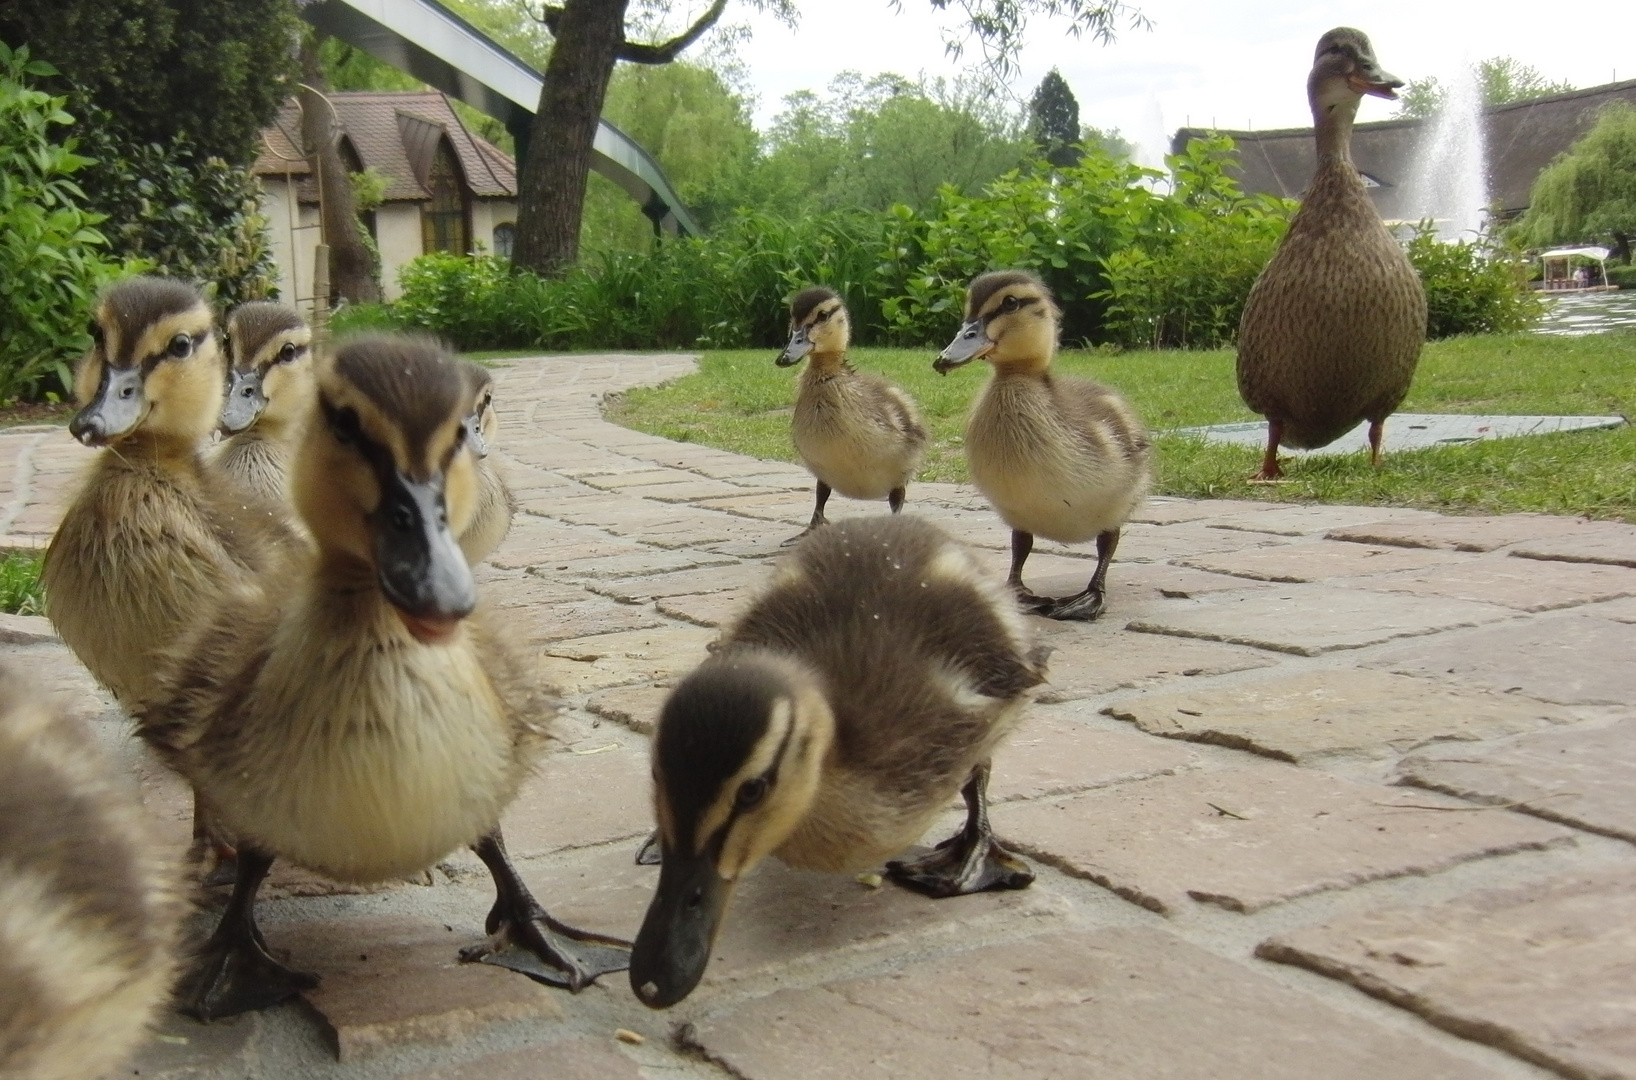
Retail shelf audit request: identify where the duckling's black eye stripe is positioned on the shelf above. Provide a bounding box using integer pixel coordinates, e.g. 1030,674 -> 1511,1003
724,719 -> 795,830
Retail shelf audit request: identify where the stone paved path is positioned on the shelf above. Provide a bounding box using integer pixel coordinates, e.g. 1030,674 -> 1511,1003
4,353 -> 1636,1080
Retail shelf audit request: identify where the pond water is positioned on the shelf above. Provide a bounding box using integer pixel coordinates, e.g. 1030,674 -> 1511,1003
1534,289 -> 1636,336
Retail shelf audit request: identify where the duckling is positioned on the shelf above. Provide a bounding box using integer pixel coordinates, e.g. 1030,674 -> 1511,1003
137,335 -> 629,1021
42,277 -> 293,710
630,515 -> 1044,1008
215,301 -> 314,506
934,271 -> 1151,621
1236,28 -> 1426,480
776,287 -> 927,542
0,663 -> 181,1080
456,361 -> 517,564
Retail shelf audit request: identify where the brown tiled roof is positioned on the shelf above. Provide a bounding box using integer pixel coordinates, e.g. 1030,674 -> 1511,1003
1173,78 -> 1636,219
252,91 -> 517,203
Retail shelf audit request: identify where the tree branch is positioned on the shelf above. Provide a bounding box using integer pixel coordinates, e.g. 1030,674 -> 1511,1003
616,0 -> 728,64
534,4 -> 563,34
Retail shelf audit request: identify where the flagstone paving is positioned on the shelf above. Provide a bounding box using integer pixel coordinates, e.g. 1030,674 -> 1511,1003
3,352 -> 1635,1080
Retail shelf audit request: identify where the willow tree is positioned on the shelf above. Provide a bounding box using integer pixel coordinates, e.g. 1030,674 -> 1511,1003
1515,102 -> 1636,264
512,0 -> 1146,277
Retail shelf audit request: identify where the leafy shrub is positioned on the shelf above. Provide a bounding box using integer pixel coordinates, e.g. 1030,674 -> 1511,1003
0,43 -> 135,404
1099,137 -> 1294,349
74,109 -> 278,306
1607,263 -> 1636,289
329,302 -> 402,337
0,551 -> 44,616
1404,223 -> 1544,338
391,137 -> 1540,353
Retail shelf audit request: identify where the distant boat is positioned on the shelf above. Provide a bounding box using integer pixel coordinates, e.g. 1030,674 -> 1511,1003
1538,246 -> 1620,292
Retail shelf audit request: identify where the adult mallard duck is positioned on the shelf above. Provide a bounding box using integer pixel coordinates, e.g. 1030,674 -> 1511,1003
630,515 -> 1044,1008
935,271 -> 1151,621
777,287 -> 927,541
1236,27 -> 1427,480
0,664 -> 181,1080
139,335 -> 628,1020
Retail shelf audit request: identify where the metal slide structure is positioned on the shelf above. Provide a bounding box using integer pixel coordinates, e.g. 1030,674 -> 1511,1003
300,0 -> 701,236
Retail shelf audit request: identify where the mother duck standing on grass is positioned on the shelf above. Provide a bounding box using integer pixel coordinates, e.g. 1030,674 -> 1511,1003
1235,26 -> 1428,481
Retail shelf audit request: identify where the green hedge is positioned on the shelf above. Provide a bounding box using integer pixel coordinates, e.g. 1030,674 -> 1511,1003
1607,263 -> 1636,289
0,43 -> 136,404
390,137 -> 1542,353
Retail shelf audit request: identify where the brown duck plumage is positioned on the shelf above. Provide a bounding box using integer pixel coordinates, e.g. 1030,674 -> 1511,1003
1235,28 -> 1427,478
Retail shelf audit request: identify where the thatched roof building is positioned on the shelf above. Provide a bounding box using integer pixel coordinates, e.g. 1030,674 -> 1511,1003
1172,78 -> 1636,220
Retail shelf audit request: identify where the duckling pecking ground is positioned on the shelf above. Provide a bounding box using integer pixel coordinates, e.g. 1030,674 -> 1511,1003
2,352 -> 1635,1080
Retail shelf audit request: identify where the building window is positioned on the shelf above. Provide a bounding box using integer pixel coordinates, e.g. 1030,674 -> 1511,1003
493,222 -> 516,260
421,140 -> 469,255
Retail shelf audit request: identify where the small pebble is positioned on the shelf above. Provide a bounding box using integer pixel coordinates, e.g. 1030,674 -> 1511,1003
615,1028 -> 646,1045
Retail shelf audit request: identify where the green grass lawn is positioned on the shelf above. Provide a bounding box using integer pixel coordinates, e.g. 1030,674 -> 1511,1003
607,331 -> 1636,522
0,552 -> 44,616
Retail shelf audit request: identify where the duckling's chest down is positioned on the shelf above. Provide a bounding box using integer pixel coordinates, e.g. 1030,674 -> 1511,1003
792,370 -> 922,499
201,601 -> 530,884
43,450 -> 264,706
215,432 -> 290,507
966,376 -> 1149,543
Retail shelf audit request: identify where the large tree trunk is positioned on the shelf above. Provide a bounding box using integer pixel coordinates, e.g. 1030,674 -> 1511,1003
511,0 -> 630,277
298,36 -> 380,305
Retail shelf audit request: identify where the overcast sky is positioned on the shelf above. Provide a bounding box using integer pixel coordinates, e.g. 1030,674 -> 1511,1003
732,1 -> 1636,164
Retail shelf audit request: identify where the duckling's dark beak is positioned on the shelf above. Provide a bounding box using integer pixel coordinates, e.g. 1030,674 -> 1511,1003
933,319 -> 992,374
463,411 -> 489,459
1349,59 -> 1403,100
373,472 -> 476,644
776,327 -> 813,367
630,842 -> 732,1008
70,365 -> 146,446
220,369 -> 267,434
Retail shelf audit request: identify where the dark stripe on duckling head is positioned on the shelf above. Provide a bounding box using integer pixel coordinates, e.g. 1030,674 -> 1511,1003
226,302 -> 307,373
332,335 -> 468,472
654,655 -> 791,853
789,286 -> 841,326
97,277 -> 209,369
965,270 -> 1050,320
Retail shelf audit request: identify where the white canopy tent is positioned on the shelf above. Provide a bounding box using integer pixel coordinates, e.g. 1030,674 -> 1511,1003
1540,246 -> 1613,290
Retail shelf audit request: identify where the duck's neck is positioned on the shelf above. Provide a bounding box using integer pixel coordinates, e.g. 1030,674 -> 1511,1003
806,349 -> 849,376
1312,95 -> 1361,172
109,430 -> 206,472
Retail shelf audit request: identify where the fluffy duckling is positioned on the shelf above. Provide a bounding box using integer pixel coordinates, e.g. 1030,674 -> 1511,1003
1236,28 -> 1426,480
0,664 -> 181,1080
934,271 -> 1151,621
216,301 -> 315,505
630,515 -> 1044,1008
138,335 -> 628,1021
456,361 -> 517,564
42,276 -> 293,709
776,287 -> 927,541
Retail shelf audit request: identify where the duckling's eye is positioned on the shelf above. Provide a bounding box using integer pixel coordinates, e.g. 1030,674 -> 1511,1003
734,777 -> 768,812
167,333 -> 193,359
1000,296 -> 1020,313
277,342 -> 298,363
328,406 -> 361,446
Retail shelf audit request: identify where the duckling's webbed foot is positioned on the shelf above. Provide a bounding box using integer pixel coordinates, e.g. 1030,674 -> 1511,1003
1040,528 -> 1119,622
1006,530 -> 1054,614
887,762 -> 1033,898
177,847 -> 318,1021
462,830 -> 631,991
634,830 -> 662,865
782,481 -> 833,546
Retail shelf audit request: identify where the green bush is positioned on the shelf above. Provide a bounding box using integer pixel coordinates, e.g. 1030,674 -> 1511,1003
1404,224 -> 1544,338
0,43 -> 136,405
391,137 -> 1540,353
1607,263 -> 1636,289
74,109 -> 278,306
329,302 -> 402,337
